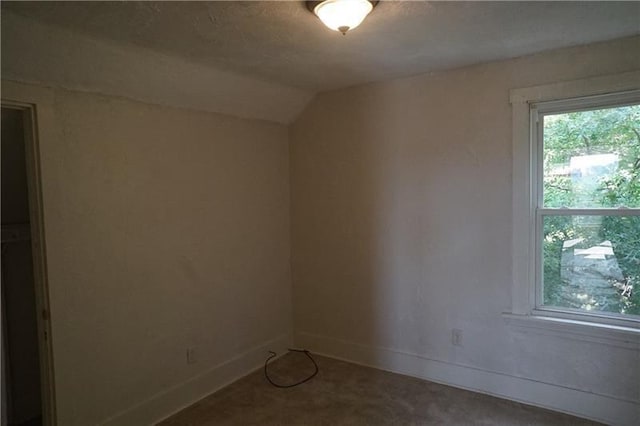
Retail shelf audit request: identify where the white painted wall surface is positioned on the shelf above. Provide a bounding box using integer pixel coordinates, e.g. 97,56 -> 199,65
290,36 -> 640,425
1,12 -> 313,125
2,83 -> 292,425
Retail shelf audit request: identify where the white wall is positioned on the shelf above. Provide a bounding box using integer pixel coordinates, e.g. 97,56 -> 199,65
2,83 -> 293,426
290,36 -> 640,425
0,11 -> 300,425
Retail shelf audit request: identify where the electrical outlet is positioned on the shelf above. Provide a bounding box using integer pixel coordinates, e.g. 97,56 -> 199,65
452,329 -> 463,346
186,347 -> 197,364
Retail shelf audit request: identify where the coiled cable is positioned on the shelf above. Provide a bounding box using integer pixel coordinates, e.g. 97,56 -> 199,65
264,348 -> 318,388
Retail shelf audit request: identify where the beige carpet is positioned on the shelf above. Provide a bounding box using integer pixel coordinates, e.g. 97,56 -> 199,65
159,352 -> 601,425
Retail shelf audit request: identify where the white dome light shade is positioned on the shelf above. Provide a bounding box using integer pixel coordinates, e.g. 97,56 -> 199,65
313,0 -> 374,35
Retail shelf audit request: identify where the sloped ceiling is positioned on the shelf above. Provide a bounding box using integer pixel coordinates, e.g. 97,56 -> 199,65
2,1 -> 639,122
4,1 -> 640,91
1,12 -> 313,124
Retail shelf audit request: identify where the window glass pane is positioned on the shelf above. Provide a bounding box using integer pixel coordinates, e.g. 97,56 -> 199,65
542,215 -> 640,316
542,105 -> 640,208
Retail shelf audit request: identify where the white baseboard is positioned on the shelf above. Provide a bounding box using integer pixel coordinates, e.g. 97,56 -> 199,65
101,333 -> 292,426
295,331 -> 639,426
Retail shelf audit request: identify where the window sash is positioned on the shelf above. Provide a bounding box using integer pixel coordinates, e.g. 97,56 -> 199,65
531,305 -> 640,325
534,210 -> 640,324
531,92 -> 640,323
538,208 -> 640,216
532,89 -> 640,116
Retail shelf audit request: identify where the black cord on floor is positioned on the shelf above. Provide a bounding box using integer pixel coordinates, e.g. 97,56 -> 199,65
264,348 -> 318,388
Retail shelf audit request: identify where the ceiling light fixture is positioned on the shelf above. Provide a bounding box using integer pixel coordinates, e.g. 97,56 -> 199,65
307,0 -> 378,35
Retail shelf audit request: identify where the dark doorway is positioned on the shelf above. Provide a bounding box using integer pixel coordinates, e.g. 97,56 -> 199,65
2,107 -> 43,426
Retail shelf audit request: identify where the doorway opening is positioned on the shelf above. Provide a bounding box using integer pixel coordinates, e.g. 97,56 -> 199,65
1,104 -> 54,426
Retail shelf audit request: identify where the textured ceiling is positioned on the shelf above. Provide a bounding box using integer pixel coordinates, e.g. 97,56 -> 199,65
3,1 -> 640,91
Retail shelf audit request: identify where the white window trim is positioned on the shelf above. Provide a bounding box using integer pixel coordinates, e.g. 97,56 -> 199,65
508,70 -> 640,337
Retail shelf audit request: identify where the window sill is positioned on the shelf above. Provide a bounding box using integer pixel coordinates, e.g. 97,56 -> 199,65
502,313 -> 640,350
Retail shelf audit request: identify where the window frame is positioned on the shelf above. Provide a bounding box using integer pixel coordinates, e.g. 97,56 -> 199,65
510,71 -> 640,330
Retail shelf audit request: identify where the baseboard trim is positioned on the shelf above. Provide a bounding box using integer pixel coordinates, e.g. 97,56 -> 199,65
101,333 -> 291,426
295,331 -> 639,426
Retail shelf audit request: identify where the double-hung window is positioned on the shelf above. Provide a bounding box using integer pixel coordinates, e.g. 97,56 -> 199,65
510,73 -> 640,329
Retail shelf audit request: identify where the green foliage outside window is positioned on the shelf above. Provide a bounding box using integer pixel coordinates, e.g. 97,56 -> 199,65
542,105 -> 640,316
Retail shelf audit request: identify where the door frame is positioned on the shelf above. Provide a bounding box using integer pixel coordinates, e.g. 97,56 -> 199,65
2,80 -> 57,426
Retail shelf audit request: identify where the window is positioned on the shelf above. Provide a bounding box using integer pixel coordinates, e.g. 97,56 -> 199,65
510,72 -> 640,329
534,93 -> 640,321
